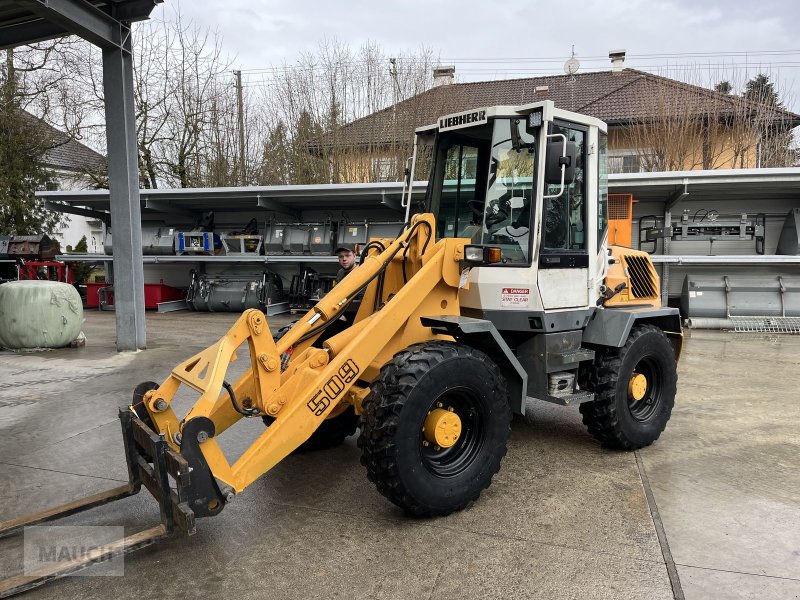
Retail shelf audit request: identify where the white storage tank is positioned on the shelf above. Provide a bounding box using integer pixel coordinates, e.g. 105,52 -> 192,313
0,281 -> 83,349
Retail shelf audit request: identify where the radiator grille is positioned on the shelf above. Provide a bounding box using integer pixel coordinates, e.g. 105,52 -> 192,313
623,254 -> 658,298
608,194 -> 633,220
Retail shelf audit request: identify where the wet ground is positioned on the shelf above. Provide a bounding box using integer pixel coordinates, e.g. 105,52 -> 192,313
0,311 -> 798,599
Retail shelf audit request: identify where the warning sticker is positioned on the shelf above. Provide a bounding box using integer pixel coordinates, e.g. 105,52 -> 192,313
500,287 -> 530,307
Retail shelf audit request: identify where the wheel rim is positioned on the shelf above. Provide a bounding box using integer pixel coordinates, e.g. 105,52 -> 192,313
419,387 -> 485,478
627,356 -> 662,422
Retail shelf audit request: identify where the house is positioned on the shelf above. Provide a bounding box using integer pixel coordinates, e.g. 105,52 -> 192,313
309,51 -> 800,182
23,111 -> 106,253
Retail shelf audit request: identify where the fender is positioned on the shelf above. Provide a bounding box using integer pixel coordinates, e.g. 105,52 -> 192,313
421,315 -> 529,414
582,306 -> 683,359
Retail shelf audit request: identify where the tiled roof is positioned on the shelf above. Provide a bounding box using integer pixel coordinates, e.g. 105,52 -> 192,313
310,69 -> 800,150
21,111 -> 105,172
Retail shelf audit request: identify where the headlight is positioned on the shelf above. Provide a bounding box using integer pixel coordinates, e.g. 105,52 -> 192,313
464,245 -> 502,264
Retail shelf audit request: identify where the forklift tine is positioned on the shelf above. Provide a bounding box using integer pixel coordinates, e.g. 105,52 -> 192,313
0,484 -> 137,541
0,523 -> 169,599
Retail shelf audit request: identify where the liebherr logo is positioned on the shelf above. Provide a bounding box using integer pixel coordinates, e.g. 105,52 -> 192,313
438,109 -> 487,131
307,359 -> 360,416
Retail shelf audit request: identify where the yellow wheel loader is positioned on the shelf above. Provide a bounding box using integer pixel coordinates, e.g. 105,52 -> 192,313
0,100 -> 681,596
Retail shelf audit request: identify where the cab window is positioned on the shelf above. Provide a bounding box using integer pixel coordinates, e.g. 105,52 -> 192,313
543,123 -> 586,252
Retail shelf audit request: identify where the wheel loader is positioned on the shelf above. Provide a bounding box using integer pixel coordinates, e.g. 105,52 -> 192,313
0,100 -> 681,596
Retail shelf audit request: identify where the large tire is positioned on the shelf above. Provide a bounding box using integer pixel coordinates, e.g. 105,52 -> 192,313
579,324 -> 677,450
358,341 -> 511,517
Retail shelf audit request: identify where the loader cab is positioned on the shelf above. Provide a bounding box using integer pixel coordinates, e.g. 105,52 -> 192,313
415,101 -> 609,319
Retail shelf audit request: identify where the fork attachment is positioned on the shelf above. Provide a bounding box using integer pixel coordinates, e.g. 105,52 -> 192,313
0,409 -> 195,598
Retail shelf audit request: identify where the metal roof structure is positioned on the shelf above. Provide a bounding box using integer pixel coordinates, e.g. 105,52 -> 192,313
39,167 -> 800,214
609,168 -> 800,207
40,182 -> 425,220
0,0 -> 158,49
2,0 -> 162,352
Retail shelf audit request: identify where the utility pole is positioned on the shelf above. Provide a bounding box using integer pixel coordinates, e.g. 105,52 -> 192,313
234,70 -> 246,185
388,58 -> 400,176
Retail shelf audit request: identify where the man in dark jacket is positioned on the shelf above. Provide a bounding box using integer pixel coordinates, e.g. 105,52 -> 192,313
335,244 -> 356,282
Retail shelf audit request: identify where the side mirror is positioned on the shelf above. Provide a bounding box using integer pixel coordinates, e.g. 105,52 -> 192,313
545,140 -> 577,185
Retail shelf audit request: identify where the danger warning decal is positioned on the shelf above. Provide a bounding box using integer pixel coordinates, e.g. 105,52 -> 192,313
500,287 -> 530,308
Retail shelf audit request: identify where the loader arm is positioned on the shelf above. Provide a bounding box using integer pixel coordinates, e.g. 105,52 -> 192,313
136,213 -> 469,516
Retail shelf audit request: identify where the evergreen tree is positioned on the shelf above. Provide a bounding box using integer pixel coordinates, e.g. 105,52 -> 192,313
256,120 -> 291,185
743,73 -> 794,167
0,51 -> 62,235
714,80 -> 732,94
291,111 -> 328,184
744,73 -> 780,107
68,235 -> 93,284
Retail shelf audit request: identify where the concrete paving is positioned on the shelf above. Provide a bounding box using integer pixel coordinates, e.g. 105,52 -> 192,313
0,312 -> 798,599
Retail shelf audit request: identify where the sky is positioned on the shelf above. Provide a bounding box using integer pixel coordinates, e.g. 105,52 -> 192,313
156,0 -> 800,106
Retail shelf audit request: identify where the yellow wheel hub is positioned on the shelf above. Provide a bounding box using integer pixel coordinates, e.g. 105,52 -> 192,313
423,408 -> 462,448
628,373 -> 648,401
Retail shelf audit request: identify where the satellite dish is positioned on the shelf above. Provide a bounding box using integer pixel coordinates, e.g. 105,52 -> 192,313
564,57 -> 580,75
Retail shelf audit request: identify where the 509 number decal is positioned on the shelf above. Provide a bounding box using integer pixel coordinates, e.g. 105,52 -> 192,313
306,359 -> 360,416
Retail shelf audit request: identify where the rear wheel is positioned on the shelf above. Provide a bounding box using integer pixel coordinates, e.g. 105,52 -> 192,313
580,324 -> 677,450
358,341 -> 511,516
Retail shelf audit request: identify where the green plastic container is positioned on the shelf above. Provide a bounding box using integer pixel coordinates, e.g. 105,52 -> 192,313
0,281 -> 83,349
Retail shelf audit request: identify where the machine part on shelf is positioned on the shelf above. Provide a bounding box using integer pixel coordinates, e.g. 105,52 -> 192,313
337,221 -> 368,248
283,225 -> 311,254
366,221 -> 406,240
308,221 -> 335,255
105,223 -> 177,256
263,221 -> 286,255
288,268 -> 336,312
638,215 -> 667,254
681,275 -> 800,319
175,232 -> 217,256
195,210 -> 216,231
221,234 -> 263,256
641,211 -> 766,255
777,208 -> 800,255
187,270 -> 285,313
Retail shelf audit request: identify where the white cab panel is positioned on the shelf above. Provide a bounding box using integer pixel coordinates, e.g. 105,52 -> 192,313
537,268 -> 589,309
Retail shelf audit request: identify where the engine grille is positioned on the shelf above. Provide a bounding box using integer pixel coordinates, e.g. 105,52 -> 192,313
622,254 -> 658,299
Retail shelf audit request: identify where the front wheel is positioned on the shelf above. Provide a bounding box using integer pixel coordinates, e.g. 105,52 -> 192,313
358,341 -> 511,517
580,324 -> 678,450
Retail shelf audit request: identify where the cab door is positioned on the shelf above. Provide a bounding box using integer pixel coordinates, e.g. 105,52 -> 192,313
537,121 -> 589,310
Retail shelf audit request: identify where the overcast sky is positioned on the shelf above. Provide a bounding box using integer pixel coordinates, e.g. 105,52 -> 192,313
152,0 -> 799,102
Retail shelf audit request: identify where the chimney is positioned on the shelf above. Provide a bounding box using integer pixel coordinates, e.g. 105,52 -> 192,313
609,49 -> 626,72
432,65 -> 455,87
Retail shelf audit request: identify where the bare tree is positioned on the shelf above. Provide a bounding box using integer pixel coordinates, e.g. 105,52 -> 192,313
619,69 -> 797,172
253,39 -> 437,185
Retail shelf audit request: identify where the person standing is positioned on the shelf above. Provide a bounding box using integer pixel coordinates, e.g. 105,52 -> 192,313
335,244 -> 356,282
